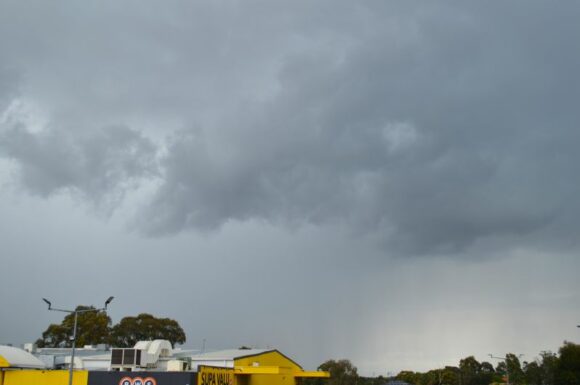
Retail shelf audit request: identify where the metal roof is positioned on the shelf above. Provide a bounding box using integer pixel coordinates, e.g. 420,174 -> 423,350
189,349 -> 272,361
0,345 -> 46,369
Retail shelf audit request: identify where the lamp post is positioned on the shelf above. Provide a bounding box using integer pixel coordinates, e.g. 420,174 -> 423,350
42,297 -> 114,385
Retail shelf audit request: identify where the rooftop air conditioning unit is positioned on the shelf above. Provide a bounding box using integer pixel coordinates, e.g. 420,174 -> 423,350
111,349 -> 142,367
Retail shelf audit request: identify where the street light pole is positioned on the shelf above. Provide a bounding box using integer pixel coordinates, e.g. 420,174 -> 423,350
489,354 -> 523,385
489,355 -> 509,385
69,311 -> 78,385
42,297 -> 114,385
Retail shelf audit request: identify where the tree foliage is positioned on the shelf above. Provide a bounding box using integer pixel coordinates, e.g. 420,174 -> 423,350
318,359 -> 359,385
540,351 -> 559,385
36,306 -> 111,348
505,354 -> 525,385
397,370 -> 423,385
37,309 -> 186,348
109,313 -> 186,348
393,344 -> 580,385
555,342 -> 580,385
524,361 -> 543,385
457,356 -> 496,385
396,366 -> 467,385
460,356 -> 482,385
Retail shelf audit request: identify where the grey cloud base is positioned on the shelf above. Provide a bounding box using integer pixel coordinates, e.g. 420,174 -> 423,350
1,1 -> 580,256
0,124 -> 157,209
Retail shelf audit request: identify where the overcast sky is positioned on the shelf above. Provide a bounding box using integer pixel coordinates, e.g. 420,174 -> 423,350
1,0 -> 580,375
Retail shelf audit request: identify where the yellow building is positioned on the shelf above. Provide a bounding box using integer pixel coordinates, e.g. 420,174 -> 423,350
193,349 -> 329,385
1,346 -> 329,385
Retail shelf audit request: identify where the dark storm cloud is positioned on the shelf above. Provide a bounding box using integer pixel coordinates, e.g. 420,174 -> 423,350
0,124 -> 158,207
2,3 -> 580,373
2,1 -> 580,255
141,2 -> 580,255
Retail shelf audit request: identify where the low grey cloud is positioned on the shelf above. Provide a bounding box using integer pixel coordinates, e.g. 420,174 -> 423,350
0,124 -> 158,208
140,2 -> 580,255
1,1 -> 580,256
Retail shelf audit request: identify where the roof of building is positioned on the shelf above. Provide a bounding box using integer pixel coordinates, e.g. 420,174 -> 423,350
189,349 -> 272,361
0,345 -> 47,369
189,349 -> 304,370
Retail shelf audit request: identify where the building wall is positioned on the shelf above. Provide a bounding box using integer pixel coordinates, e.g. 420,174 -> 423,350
3,370 -> 88,385
244,373 -> 296,385
234,351 -> 304,385
2,370 -> 198,385
198,365 -> 234,385
88,371 -> 197,385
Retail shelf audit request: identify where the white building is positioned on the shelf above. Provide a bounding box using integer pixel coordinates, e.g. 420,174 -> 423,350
24,340 -> 200,371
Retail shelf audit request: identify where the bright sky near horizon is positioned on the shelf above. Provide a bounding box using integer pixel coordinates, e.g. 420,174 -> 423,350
1,0 -> 580,375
